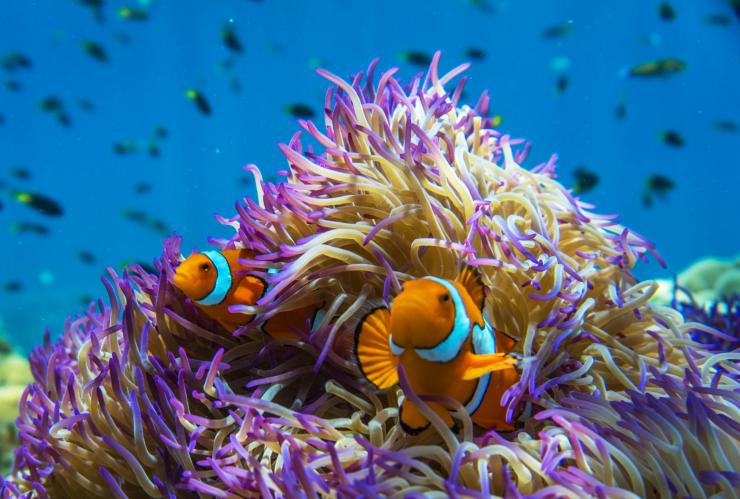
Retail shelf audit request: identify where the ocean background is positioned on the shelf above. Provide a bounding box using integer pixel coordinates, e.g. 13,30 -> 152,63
0,0 -> 738,354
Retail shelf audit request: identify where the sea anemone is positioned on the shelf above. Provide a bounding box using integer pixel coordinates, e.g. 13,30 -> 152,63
3,52 -> 738,497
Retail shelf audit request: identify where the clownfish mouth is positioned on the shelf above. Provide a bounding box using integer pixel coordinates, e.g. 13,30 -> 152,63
172,269 -> 191,289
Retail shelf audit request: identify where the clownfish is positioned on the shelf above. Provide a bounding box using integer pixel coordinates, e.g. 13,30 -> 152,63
172,249 -> 319,340
355,267 -> 519,433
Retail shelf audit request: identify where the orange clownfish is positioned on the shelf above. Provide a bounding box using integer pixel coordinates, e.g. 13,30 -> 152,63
172,249 -> 318,340
355,267 -> 519,433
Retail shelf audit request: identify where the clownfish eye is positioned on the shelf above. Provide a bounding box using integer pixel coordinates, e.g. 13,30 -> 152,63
200,263 -> 211,272
440,293 -> 450,302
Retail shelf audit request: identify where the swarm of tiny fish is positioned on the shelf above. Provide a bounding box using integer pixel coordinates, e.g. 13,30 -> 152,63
2,53 -> 738,498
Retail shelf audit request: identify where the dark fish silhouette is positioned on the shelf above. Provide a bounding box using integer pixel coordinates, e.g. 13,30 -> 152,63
10,167 -> 31,180
3,281 -> 22,293
186,89 -> 211,115
464,48 -> 486,60
1,52 -> 32,72
542,23 -> 572,39
628,59 -> 686,78
642,175 -> 675,207
555,75 -> 569,95
658,2 -> 675,21
222,25 -> 243,53
399,50 -> 432,67
13,191 -> 64,216
122,209 -> 170,235
615,98 -> 627,120
713,120 -> 737,132
4,80 -> 21,92
11,222 -> 50,236
119,7 -> 149,21
77,250 -> 96,265
134,182 -> 151,194
660,130 -> 685,147
572,166 -> 599,194
704,14 -> 732,25
81,40 -> 109,62
113,142 -> 137,155
77,0 -> 104,23
284,103 -> 315,119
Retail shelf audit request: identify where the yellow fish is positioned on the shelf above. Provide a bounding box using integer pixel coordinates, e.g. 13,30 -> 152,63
355,267 -> 519,433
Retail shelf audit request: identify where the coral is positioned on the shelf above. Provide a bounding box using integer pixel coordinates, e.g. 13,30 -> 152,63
2,54 -> 738,497
653,254 -> 740,307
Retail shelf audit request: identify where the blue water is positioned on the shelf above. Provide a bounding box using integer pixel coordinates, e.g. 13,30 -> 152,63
1,0 -> 738,353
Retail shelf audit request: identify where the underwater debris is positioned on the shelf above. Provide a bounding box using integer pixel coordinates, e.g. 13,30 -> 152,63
185,88 -> 211,116
3,53 -> 737,499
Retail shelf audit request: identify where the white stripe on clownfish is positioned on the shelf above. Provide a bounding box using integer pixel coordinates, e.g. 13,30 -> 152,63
413,276 -> 472,363
196,251 -> 233,306
466,316 -> 497,415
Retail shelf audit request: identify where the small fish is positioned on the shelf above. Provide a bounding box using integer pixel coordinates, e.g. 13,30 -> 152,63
464,48 -> 486,61
732,0 -> 740,21
113,141 -> 138,155
118,7 -> 149,20
615,98 -> 627,120
222,25 -> 243,53
628,59 -> 686,78
81,40 -> 109,63
284,103 -> 315,119
39,96 -> 63,113
658,2 -> 675,21
56,111 -> 72,127
704,14 -> 732,25
542,23 -> 572,39
10,222 -> 49,236
122,209 -> 169,235
148,141 -> 160,158
399,50 -> 433,67
3,281 -> 22,293
713,120 -> 737,132
555,75 -> 569,95
659,130 -> 685,147
77,0 -> 104,23
4,79 -> 21,92
1,52 -> 32,72
6,188 -> 64,216
77,98 -> 95,111
134,182 -> 151,194
173,249 -> 320,338
355,267 -> 519,432
572,166 -> 599,194
642,174 -> 675,207
185,89 -> 211,116
9,167 -> 31,180
77,250 -> 96,265
153,126 -> 168,139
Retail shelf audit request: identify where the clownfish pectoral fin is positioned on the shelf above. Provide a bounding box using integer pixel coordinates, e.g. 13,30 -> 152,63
355,307 -> 398,390
399,399 -> 430,434
456,265 -> 486,311
460,352 -> 517,381
232,275 -> 267,305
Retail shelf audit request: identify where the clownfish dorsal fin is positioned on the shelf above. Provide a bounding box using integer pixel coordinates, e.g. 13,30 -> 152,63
456,264 -> 486,311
